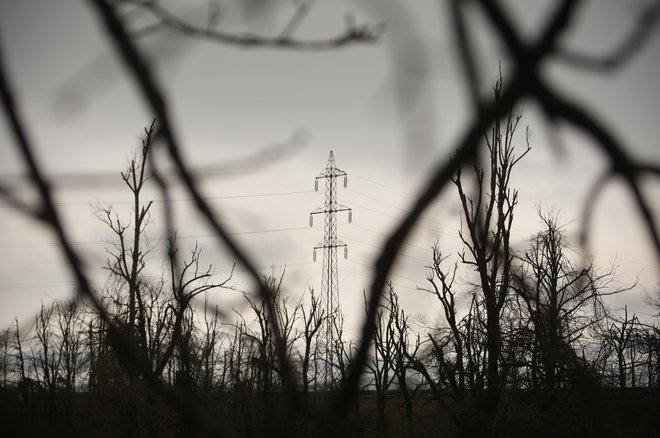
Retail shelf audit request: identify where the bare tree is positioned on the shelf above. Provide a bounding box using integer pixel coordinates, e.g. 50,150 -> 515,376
388,288 -> 423,437
297,287 -> 324,394
95,125 -> 233,385
331,312 -> 355,392
197,296 -> 224,393
365,285 -> 398,431
600,306 -> 640,388
451,73 -> 530,417
418,242 -> 466,397
644,284 -> 660,316
156,239 -> 234,378
54,299 -> 86,395
513,211 -> 634,394
94,122 -> 155,384
0,327 -> 10,388
636,323 -> 660,389
32,303 -> 58,397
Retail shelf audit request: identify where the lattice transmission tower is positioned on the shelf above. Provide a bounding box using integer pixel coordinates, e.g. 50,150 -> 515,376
309,151 -> 352,387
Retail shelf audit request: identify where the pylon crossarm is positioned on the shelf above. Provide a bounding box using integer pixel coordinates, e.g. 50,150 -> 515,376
310,204 -> 328,213
311,207 -> 350,214
316,167 -> 347,177
314,243 -> 347,250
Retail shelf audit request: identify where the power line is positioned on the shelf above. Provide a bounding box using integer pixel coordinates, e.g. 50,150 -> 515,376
338,265 -> 419,293
0,168 -> 319,181
352,223 -> 432,253
351,172 -> 462,215
0,226 -> 312,249
2,169 -> 655,277
346,187 -> 454,231
348,224 -> 478,276
351,173 -> 658,273
0,189 -> 315,209
346,259 -> 426,287
343,199 -> 468,249
342,235 -> 429,265
0,260 -> 316,291
342,199 -> 444,236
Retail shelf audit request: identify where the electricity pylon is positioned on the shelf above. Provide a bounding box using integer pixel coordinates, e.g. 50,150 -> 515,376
310,151 -> 352,387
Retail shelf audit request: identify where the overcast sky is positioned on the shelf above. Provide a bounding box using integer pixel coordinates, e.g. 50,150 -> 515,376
0,0 -> 659,335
